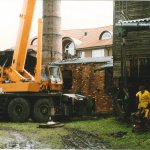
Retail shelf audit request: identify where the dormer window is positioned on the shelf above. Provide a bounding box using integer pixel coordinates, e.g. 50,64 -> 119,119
99,31 -> 112,40
84,32 -> 87,36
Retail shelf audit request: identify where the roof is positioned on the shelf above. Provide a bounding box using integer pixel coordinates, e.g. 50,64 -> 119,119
27,26 -> 113,51
53,56 -> 113,65
94,61 -> 113,71
62,25 -> 113,50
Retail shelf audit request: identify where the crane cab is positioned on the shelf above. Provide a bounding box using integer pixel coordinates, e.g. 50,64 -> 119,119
41,65 -> 63,92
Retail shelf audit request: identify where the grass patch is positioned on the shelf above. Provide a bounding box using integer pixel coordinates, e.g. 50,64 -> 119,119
65,117 -> 150,149
0,117 -> 150,149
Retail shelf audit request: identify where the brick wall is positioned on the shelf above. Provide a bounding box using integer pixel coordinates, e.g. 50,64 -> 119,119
61,63 -> 113,114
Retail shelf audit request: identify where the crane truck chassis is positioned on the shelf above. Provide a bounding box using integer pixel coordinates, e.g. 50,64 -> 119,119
0,90 -> 93,122
0,0 -> 94,122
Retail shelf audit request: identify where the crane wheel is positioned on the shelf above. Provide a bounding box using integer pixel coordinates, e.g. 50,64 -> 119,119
32,98 -> 53,123
8,98 -> 30,122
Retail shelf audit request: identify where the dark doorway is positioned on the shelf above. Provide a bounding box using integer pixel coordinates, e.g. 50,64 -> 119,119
105,67 -> 113,92
62,70 -> 73,90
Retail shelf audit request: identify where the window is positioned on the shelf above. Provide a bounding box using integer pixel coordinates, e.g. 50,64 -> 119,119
100,31 -> 112,40
92,49 -> 104,57
84,32 -> 87,36
41,67 -> 48,81
49,66 -> 61,82
78,51 -> 85,58
65,42 -> 75,55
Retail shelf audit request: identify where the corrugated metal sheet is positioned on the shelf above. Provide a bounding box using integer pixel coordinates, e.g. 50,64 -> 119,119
53,56 -> 113,65
94,61 -> 113,71
122,17 -> 150,23
116,18 -> 150,31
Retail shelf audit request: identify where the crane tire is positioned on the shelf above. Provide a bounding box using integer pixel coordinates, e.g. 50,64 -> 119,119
32,98 -> 53,123
8,98 -> 30,122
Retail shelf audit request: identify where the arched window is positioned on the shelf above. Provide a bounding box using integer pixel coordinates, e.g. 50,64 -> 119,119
65,41 -> 75,55
99,31 -> 112,40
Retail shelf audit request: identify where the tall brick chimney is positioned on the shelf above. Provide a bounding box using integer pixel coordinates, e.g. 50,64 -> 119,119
42,0 -> 62,65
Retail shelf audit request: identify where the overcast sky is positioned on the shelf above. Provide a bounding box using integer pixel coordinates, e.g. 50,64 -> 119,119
0,0 -> 113,50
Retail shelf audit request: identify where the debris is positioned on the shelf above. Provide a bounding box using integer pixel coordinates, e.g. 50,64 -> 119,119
110,131 -> 127,138
38,121 -> 64,128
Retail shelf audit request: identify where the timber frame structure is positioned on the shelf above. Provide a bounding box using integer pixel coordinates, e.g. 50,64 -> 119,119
113,1 -> 150,89
113,1 -> 150,119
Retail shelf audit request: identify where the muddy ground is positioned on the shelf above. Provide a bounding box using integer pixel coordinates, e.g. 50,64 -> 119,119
0,126 -> 49,149
0,122 -> 109,149
62,128 -> 108,149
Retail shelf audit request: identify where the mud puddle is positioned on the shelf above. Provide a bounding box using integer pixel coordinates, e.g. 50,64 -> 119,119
0,127 -> 50,149
4,132 -> 49,149
62,128 -> 109,149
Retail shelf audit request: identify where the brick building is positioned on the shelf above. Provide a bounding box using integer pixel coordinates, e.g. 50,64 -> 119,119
55,57 -> 113,114
61,26 -> 113,114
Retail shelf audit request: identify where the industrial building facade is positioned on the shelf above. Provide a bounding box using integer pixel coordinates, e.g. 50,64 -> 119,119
113,1 -> 150,89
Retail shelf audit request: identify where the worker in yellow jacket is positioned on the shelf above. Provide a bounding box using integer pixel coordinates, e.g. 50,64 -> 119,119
136,86 -> 150,124
132,86 -> 150,131
136,85 -> 150,110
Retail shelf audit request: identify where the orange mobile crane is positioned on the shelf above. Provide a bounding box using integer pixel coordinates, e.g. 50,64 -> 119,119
0,0 -> 93,122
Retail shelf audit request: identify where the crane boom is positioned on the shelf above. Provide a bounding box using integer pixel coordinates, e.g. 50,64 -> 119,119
0,0 -> 63,93
12,0 -> 36,72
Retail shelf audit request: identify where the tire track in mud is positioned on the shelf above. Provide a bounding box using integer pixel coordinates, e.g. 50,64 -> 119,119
62,128 -> 109,149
